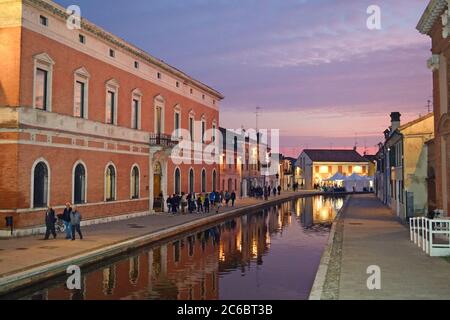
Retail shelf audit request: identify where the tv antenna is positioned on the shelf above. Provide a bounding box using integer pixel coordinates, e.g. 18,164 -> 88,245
255,106 -> 263,131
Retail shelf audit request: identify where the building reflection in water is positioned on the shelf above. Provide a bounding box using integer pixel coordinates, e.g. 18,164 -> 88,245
18,196 -> 344,300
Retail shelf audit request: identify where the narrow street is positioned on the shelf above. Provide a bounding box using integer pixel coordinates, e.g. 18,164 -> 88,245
323,194 -> 450,300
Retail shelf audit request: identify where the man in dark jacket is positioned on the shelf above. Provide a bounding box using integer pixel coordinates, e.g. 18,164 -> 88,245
231,191 -> 236,207
44,206 -> 57,240
62,203 -> 72,239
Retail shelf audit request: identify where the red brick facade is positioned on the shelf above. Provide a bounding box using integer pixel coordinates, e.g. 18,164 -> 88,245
0,0 -> 222,231
418,1 -> 450,215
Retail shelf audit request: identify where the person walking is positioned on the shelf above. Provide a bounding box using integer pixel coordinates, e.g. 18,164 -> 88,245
62,203 -> 72,240
273,187 -> 277,197
70,206 -> 83,241
225,191 -> 231,207
197,194 -> 204,213
172,194 -> 179,214
181,193 -> 187,214
204,194 -> 210,213
166,195 -> 173,213
209,192 -> 216,209
44,206 -> 57,240
231,191 -> 236,207
277,185 -> 282,196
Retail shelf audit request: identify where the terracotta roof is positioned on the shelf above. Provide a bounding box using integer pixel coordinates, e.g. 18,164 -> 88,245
302,149 -> 368,163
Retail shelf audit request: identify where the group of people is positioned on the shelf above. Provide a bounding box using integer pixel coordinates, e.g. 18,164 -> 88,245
44,203 -> 83,241
250,185 -> 282,200
166,191 -> 237,215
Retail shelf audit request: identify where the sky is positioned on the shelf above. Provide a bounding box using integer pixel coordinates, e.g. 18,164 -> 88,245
56,0 -> 432,157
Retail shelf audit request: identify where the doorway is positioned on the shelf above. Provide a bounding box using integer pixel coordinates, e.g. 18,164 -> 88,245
153,162 -> 163,212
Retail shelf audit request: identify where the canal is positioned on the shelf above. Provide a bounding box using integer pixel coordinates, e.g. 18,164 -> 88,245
5,195 -> 345,300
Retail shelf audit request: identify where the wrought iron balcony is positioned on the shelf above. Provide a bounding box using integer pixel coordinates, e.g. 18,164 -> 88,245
149,133 -> 179,148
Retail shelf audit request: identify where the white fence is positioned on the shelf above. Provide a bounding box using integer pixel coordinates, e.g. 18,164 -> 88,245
410,217 -> 450,257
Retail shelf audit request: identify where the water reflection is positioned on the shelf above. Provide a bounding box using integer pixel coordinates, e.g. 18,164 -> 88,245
12,196 -> 344,301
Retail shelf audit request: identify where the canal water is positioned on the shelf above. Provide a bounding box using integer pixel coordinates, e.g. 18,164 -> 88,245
6,195 -> 344,300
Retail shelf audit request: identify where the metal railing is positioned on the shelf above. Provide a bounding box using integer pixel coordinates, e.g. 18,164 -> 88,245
149,133 -> 178,148
410,217 -> 450,257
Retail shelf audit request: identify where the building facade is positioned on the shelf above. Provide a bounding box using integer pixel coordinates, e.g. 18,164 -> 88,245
0,0 -> 223,235
279,156 -> 295,191
295,149 -> 369,190
417,0 -> 450,216
376,112 -> 434,221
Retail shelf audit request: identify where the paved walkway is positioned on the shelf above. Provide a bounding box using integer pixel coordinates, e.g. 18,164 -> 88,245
331,194 -> 450,300
0,191 -> 312,280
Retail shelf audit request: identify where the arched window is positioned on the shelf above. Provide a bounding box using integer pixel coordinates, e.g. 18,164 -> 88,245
189,169 -> 195,194
212,170 -> 217,192
131,166 -> 140,199
74,163 -> 86,204
33,161 -> 49,208
105,164 -> 116,201
174,168 -> 181,195
201,169 -> 206,193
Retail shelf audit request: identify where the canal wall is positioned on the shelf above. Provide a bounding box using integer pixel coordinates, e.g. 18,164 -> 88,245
1,191 -> 333,297
309,195 -> 351,300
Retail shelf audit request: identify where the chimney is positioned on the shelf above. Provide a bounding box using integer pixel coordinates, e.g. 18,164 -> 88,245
390,112 -> 401,132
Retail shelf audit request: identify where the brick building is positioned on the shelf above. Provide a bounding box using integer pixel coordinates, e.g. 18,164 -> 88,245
417,0 -> 450,216
0,0 -> 223,235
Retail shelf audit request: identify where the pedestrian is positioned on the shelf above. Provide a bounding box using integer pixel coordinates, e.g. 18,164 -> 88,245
172,194 -> 179,214
44,206 -> 57,240
277,185 -> 282,196
62,202 -> 72,240
188,194 -> 195,214
204,194 -> 210,213
273,187 -> 277,197
70,205 -> 83,241
167,195 -> 173,213
181,192 -> 188,214
197,194 -> 203,213
231,191 -> 236,207
225,191 -> 231,207
209,192 -> 216,209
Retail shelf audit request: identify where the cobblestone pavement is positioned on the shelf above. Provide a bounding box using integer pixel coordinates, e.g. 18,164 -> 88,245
324,194 -> 450,300
0,191 -> 313,279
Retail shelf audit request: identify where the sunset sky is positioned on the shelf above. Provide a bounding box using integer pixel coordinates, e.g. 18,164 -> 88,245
56,0 -> 433,157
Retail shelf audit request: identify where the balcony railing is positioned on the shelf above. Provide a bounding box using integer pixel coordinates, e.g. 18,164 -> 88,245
149,133 -> 178,148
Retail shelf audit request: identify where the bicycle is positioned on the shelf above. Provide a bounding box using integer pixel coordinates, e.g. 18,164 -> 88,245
55,217 -> 66,233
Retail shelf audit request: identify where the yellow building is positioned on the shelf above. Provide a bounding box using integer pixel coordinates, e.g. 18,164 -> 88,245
295,149 -> 370,189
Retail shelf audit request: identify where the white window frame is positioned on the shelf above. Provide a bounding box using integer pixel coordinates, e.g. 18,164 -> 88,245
104,162 -> 118,202
201,115 -> 206,144
33,53 -> 54,111
212,169 -> 217,191
174,105 -> 181,138
189,110 -> 195,142
154,95 -> 165,134
30,158 -> 51,209
131,89 -> 142,130
189,167 -> 195,193
174,167 -> 182,194
212,120 -> 217,143
73,67 -> 90,119
201,168 -> 207,193
72,160 -> 88,204
130,164 -> 140,199
105,79 -> 119,125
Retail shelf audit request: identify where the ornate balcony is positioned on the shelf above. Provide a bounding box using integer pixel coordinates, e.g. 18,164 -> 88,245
149,133 -> 179,148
